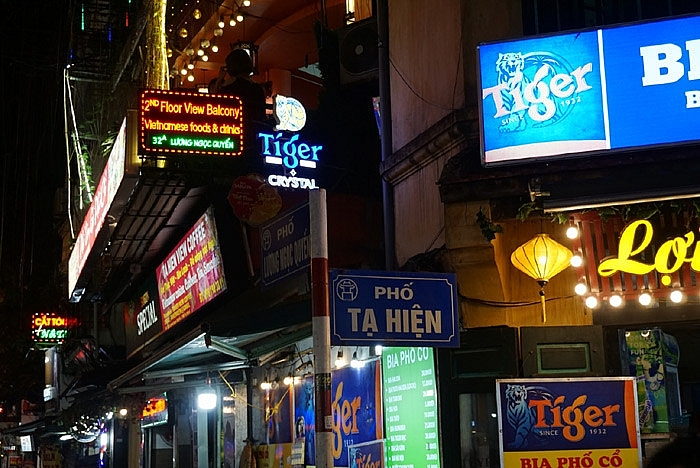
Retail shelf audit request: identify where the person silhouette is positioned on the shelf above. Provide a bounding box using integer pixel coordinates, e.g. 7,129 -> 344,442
214,48 -> 267,133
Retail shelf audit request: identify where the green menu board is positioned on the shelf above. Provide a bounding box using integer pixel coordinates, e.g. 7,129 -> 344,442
382,347 -> 441,468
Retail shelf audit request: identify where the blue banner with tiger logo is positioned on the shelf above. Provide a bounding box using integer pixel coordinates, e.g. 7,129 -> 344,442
496,377 -> 641,468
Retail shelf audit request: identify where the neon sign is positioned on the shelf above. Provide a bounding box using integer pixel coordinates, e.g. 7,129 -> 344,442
32,312 -> 79,346
140,89 -> 244,156
598,219 -> 700,283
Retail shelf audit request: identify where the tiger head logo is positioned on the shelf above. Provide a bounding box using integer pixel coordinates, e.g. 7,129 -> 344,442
496,52 -> 525,84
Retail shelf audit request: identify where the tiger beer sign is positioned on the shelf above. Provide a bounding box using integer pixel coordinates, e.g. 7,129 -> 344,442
478,14 -> 700,165
496,378 -> 641,468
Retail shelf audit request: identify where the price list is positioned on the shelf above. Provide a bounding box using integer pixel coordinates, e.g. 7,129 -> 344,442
382,346 -> 441,468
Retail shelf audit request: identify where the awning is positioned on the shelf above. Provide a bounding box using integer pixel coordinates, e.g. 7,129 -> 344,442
108,272 -> 312,392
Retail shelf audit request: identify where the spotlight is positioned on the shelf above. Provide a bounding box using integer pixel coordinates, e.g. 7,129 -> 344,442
638,291 -> 653,306
670,289 -> 684,303
197,378 -> 217,410
350,350 -> 364,368
570,253 -> 583,268
335,350 -> 347,368
608,294 -> 623,308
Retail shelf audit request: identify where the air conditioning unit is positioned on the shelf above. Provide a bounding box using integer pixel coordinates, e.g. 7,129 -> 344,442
338,17 -> 379,85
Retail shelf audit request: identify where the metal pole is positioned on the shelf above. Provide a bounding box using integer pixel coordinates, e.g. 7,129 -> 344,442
310,188 -> 332,468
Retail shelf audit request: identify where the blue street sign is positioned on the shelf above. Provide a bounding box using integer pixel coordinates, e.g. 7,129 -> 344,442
330,270 -> 460,347
260,203 -> 310,286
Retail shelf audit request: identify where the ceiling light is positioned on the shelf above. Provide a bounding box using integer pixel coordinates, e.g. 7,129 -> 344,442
236,13 -> 244,22
201,54 -> 209,62
211,43 -> 219,53
260,375 -> 272,390
574,282 -> 587,296
197,48 -> 204,56
200,39 -> 210,49
229,17 -> 236,27
187,74 -> 195,82
214,28 -> 223,37
187,62 -> 195,70
218,16 -> 225,28
243,0 -> 251,6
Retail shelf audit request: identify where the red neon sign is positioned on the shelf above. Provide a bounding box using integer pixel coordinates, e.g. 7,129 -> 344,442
140,89 -> 244,156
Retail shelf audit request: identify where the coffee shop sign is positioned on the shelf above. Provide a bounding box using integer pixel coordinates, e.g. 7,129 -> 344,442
598,219 -> 700,281
258,95 -> 321,190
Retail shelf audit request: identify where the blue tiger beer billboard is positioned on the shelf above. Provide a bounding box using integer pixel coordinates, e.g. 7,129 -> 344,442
478,14 -> 700,165
496,378 -> 641,468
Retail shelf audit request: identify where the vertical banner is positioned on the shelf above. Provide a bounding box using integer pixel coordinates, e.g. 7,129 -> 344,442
381,347 -> 440,468
294,376 -> 316,466
497,377 -> 641,468
331,360 -> 383,467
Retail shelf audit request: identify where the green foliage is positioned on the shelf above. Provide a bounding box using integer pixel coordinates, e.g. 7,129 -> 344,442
476,207 -> 503,242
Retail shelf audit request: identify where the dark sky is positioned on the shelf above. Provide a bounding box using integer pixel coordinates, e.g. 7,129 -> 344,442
0,0 -> 68,325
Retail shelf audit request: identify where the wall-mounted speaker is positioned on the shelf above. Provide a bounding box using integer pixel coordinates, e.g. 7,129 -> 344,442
338,17 -> 379,86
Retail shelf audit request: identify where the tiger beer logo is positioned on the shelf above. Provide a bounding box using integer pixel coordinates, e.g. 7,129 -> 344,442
482,51 -> 594,133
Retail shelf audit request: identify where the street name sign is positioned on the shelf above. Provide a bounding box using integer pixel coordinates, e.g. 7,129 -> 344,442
330,270 -> 460,347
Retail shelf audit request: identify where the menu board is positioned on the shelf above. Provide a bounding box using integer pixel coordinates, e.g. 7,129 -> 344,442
382,347 -> 441,468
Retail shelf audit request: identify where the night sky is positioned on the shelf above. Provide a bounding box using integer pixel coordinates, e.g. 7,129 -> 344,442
0,0 -> 69,403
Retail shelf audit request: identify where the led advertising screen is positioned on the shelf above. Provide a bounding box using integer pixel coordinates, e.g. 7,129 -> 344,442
140,89 -> 244,156
382,346 -> 440,468
156,207 -> 227,331
478,14 -> 700,165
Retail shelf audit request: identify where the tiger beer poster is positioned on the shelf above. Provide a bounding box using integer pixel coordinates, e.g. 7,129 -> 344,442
496,377 -> 641,468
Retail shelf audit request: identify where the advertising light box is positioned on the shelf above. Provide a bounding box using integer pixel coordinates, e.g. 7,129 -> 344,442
382,346 -> 440,468
156,207 -> 227,331
140,89 -> 244,156
478,14 -> 700,165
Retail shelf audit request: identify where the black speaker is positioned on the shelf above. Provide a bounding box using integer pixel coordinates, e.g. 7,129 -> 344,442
338,17 -> 379,85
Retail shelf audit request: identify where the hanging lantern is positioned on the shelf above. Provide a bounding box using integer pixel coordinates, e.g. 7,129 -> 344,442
511,233 -> 572,322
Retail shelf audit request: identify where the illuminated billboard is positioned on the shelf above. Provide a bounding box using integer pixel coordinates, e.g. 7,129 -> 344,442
478,14 -> 700,165
156,207 -> 227,331
382,347 -> 440,468
140,89 -> 244,156
496,377 -> 641,468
